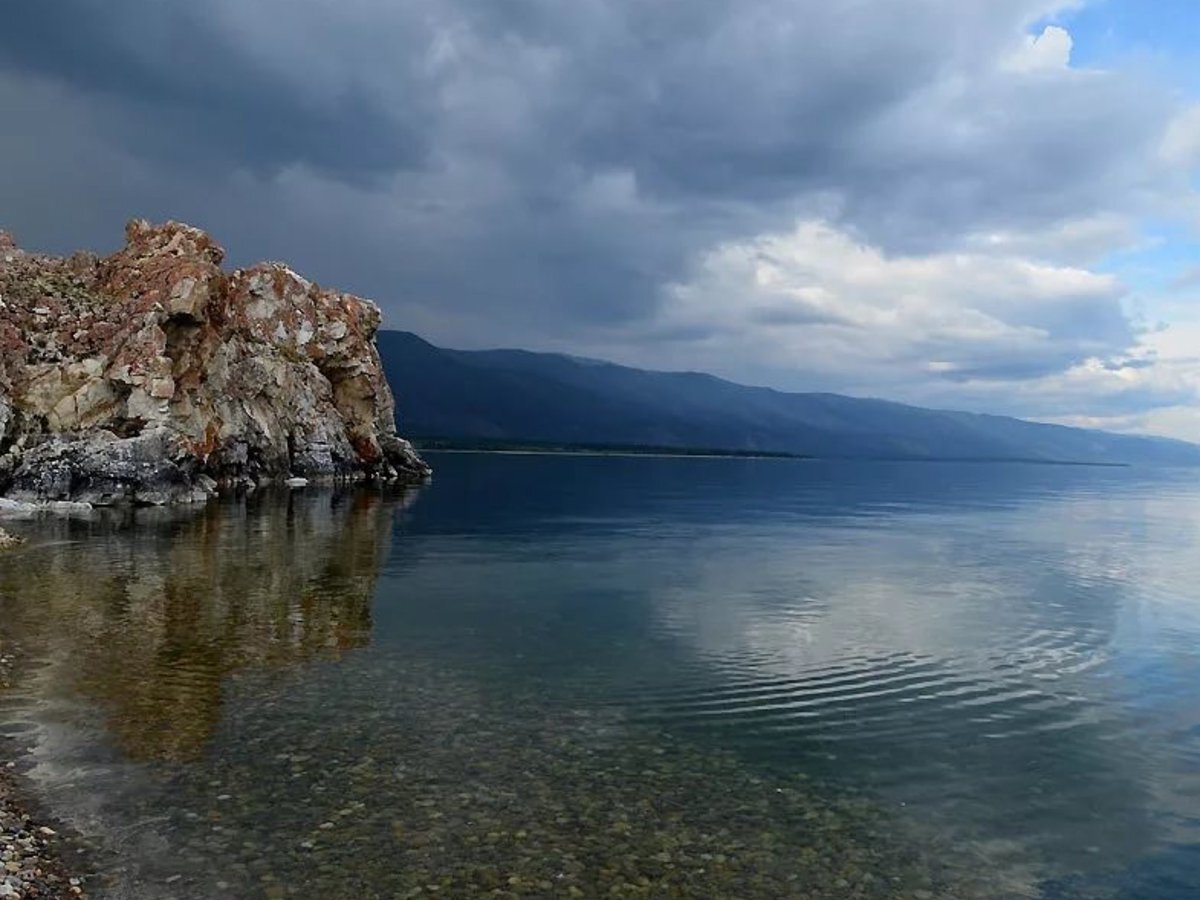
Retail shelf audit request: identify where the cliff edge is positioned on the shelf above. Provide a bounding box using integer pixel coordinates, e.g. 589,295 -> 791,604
0,220 -> 430,505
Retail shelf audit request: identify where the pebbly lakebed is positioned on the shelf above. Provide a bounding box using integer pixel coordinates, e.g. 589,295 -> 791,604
5,453 -> 1200,898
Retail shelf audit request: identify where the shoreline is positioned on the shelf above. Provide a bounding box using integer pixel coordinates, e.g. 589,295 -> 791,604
420,447 -> 805,461
0,640 -> 90,899
417,447 -> 1132,467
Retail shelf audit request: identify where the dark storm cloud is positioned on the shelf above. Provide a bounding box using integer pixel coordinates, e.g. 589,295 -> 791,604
0,1 -> 431,179
438,0 -> 1173,249
0,0 -> 1188,403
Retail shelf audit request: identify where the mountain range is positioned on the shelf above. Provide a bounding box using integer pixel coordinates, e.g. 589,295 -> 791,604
378,331 -> 1200,466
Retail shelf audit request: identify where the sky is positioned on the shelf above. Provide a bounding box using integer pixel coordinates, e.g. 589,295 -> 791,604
4,1 -> 1200,439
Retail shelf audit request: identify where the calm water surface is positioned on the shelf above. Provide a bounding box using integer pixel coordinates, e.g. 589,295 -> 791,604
3,454 -> 1200,898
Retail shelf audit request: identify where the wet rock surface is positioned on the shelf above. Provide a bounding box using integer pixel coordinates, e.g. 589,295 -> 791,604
0,221 -> 429,506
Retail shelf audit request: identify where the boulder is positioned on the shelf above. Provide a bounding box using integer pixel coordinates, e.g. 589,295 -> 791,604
0,220 -> 430,505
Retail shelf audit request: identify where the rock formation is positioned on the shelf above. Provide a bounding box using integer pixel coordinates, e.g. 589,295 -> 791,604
0,220 -> 430,505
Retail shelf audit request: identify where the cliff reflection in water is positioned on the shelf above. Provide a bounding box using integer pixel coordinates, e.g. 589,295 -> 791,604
0,488 -> 418,762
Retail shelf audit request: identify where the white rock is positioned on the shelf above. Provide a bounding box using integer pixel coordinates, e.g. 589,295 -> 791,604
0,498 -> 37,519
45,500 -> 94,514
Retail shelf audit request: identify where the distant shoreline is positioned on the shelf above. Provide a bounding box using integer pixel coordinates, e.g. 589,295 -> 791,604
413,442 -> 1132,467
421,447 -> 805,461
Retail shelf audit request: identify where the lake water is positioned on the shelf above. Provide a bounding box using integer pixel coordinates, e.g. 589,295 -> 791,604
4,453 -> 1200,898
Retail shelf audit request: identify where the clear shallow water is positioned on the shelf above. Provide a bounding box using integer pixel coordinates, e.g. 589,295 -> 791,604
3,455 -> 1200,897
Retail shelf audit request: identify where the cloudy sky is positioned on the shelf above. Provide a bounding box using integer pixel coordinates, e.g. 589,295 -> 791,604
4,1 -> 1200,438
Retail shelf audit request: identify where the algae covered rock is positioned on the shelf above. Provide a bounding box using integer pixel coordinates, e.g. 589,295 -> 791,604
0,220 -> 430,505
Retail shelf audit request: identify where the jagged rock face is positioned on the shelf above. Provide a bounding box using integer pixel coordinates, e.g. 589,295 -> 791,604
0,220 -> 430,504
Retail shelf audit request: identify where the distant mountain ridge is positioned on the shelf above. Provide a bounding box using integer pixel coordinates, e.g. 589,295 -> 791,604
378,330 -> 1200,466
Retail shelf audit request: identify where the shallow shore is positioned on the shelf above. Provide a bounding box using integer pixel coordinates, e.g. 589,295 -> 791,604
0,487 -> 1015,898
0,642 -> 89,899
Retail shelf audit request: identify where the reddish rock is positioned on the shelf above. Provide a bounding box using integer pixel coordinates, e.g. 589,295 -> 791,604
0,220 -> 429,505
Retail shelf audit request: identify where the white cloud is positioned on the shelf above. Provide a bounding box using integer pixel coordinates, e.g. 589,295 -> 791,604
629,219 -> 1131,384
561,217 -> 1200,439
962,214 -> 1141,266
1005,25 -> 1074,73
1161,105 -> 1200,168
1104,406 -> 1200,442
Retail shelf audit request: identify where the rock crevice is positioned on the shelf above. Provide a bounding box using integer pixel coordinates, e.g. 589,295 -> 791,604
0,220 -> 430,505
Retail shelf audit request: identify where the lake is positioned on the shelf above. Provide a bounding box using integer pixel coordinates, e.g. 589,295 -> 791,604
3,453 -> 1200,898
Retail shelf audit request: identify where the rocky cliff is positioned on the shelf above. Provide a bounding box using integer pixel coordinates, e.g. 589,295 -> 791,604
0,220 -> 429,505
